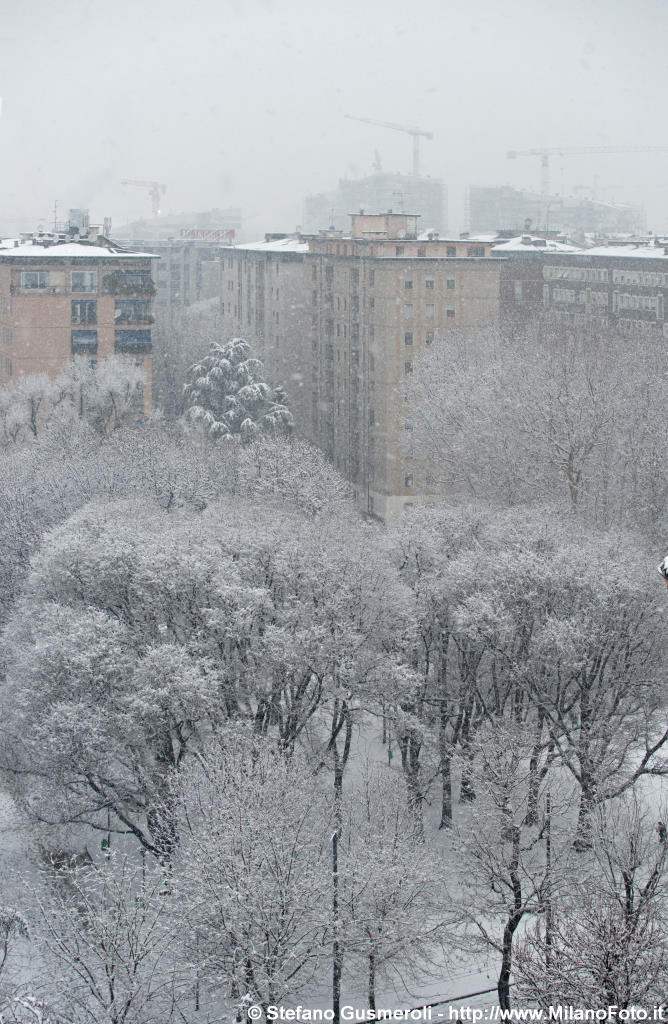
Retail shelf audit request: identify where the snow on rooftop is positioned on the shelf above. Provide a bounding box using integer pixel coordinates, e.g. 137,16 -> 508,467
231,237 -> 309,254
581,243 -> 668,260
491,236 -> 581,254
0,239 -> 157,259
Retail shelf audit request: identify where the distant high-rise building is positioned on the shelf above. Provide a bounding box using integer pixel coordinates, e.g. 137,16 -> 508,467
469,185 -> 643,237
304,174 -> 446,235
113,208 -> 242,243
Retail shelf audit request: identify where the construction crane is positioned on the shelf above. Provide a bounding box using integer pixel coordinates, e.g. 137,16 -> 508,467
345,115 -> 433,177
121,179 -> 167,216
507,146 -> 668,199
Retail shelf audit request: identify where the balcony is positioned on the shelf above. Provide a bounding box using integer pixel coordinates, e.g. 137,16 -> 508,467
114,300 -> 153,326
103,271 -> 156,298
114,329 -> 152,354
11,283 -> 66,296
71,330 -> 98,354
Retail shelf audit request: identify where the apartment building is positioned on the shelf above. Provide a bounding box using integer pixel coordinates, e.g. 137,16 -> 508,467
111,237 -> 225,322
0,230 -> 156,407
541,241 -> 668,337
220,214 -> 501,519
490,234 -> 581,333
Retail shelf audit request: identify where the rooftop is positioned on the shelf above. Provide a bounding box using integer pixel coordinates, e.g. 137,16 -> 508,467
580,243 -> 668,260
230,236 -> 309,254
491,235 -> 582,254
0,236 -> 157,260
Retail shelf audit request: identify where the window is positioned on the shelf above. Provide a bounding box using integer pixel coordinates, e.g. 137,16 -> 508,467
369,408 -> 375,425
20,270 -> 49,289
417,247 -> 426,257
514,281 -> 523,301
403,303 -> 413,317
446,307 -> 455,318
395,246 -> 404,256
71,270 -> 98,292
1,356 -> 12,377
467,246 -> 485,257
425,330 -> 434,344
1,327 -> 12,346
404,278 -> 413,289
369,353 -> 375,372
404,474 -> 413,488
446,278 -> 455,289
71,330 -> 98,352
72,300 -> 97,325
404,332 -> 413,346
312,264 -> 317,281
425,278 -> 434,289
425,303 -> 434,317
446,246 -> 456,257
368,270 -> 375,286
404,360 -> 413,374
369,297 -> 375,311
114,329 -> 152,353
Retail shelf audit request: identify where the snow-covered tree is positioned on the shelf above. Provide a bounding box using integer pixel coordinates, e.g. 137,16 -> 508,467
0,374 -> 54,446
405,321 -> 668,534
30,852 -> 185,1023
388,505 -> 667,839
0,357 -> 146,448
0,500 -> 236,859
451,722 -> 574,1011
184,338 -> 293,441
339,766 -> 448,1009
516,794 -> 668,1007
0,487 -> 410,861
175,735 -> 331,1015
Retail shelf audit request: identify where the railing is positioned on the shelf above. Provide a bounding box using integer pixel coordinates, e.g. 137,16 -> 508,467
113,315 -> 154,325
10,284 -> 67,295
102,273 -> 156,298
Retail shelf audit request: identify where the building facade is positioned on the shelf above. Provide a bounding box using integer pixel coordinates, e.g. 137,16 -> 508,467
490,234 -> 582,333
0,232 -> 156,407
541,242 -> 668,338
220,214 -> 501,519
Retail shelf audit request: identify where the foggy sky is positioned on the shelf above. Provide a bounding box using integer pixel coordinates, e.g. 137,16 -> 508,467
1,0 -> 667,238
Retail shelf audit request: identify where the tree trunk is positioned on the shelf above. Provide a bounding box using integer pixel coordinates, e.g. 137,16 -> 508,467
498,824 -> 523,1011
399,730 -> 424,840
439,749 -> 453,828
329,701 -> 352,1024
574,766 -> 596,851
525,712 -> 545,826
332,829 -> 342,1024
368,952 -> 376,1013
498,914 -> 522,1011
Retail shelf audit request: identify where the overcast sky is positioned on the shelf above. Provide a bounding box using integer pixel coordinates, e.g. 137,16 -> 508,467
1,0 -> 667,238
